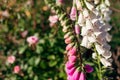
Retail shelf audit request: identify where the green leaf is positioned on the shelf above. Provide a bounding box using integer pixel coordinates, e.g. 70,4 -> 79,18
18,45 -> 27,54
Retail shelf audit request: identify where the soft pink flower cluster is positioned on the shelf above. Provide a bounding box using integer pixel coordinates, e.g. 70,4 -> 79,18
48,15 -> 58,27
27,36 -> 38,46
6,55 -> 21,74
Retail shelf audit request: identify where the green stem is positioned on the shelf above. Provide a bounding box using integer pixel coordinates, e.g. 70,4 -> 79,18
94,48 -> 102,80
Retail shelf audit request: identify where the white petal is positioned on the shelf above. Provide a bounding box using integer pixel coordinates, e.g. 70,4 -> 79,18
106,33 -> 112,42
92,53 -> 97,59
102,43 -> 111,50
81,27 -> 87,36
85,1 -> 94,11
78,13 -> 85,26
86,19 -> 93,30
105,0 -> 110,6
102,51 -> 112,59
83,8 -> 89,18
95,43 -> 105,54
81,36 -> 92,48
88,35 -> 96,43
100,58 -> 111,67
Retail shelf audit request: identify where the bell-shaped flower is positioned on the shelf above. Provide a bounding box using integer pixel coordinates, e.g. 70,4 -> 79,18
95,43 -> 105,55
78,13 -> 85,26
83,8 -> 89,18
68,55 -> 77,63
79,72 -> 85,80
102,51 -> 112,59
72,69 -> 81,80
100,58 -> 111,67
65,61 -> 75,69
70,6 -> 77,21
81,36 -> 92,49
75,24 -> 80,34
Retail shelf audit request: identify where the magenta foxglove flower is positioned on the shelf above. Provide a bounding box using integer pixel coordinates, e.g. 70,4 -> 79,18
66,67 -> 76,76
65,37 -> 71,44
79,72 -> 85,80
27,36 -> 38,45
66,43 -> 73,51
72,69 -> 81,80
65,61 -> 75,69
84,64 -> 93,73
48,15 -> 58,24
68,47 -> 77,55
14,65 -> 21,74
75,24 -> 80,34
68,55 -> 77,63
70,6 -> 77,21
7,55 -> 16,64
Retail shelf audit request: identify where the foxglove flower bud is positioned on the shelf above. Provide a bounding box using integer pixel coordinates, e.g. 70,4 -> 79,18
66,43 -> 74,51
70,6 -> 77,21
84,64 -> 93,73
64,32 -> 72,39
75,24 -> 80,34
68,46 -> 77,55
65,36 -> 74,44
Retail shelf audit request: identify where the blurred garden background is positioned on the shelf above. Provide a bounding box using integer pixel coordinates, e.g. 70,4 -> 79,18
0,0 -> 120,80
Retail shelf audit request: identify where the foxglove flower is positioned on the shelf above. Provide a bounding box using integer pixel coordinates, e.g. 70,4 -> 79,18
70,6 -> 77,21
75,24 -> 80,34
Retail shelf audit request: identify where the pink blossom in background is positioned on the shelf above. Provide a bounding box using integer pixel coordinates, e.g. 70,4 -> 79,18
14,65 -> 21,74
21,30 -> 28,38
27,36 -> 38,45
48,15 -> 58,24
70,6 -> 77,21
84,64 -> 93,73
7,55 -> 16,64
57,0 -> 64,4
